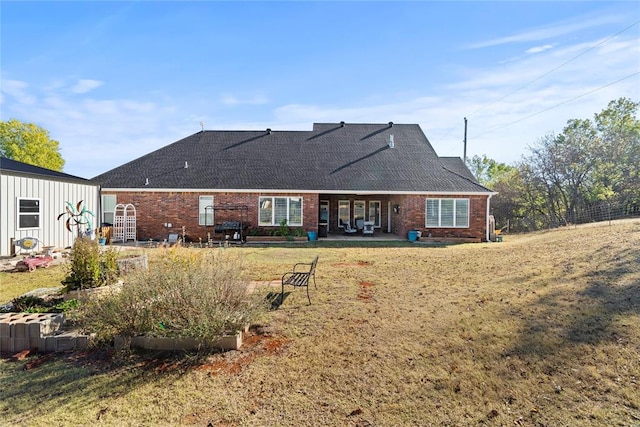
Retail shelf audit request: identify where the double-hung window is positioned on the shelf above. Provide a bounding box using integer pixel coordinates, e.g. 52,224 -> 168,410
426,198 -> 469,228
102,195 -> 117,225
259,196 -> 302,226
18,198 -> 41,229
199,196 -> 214,226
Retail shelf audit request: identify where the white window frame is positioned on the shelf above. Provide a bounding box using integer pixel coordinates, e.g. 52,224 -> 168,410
17,197 -> 41,230
199,195 -> 214,226
354,200 -> 365,221
102,195 -> 117,225
338,200 -> 350,228
425,198 -> 469,228
258,196 -> 303,226
368,201 -> 381,228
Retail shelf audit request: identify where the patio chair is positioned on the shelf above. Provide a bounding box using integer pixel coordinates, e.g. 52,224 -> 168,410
340,219 -> 358,234
362,221 -> 375,236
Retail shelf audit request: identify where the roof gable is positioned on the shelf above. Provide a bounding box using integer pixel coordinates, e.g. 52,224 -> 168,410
93,123 -> 491,193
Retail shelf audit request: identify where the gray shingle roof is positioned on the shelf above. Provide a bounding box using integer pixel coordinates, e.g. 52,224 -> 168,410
92,123 -> 492,193
0,157 -> 91,182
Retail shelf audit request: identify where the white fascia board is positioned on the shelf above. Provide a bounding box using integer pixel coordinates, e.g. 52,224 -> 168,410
101,188 -> 498,196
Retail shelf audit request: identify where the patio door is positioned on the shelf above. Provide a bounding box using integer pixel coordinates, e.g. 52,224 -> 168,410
319,200 -> 329,237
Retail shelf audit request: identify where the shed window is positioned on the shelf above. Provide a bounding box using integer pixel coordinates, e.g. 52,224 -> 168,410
102,195 -> 117,225
426,198 -> 469,228
18,198 -> 41,229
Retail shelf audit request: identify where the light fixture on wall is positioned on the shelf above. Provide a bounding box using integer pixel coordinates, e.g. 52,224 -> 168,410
393,204 -> 400,214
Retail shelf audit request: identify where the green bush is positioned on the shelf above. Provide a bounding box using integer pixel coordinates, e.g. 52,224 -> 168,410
62,237 -> 119,291
10,295 -> 79,313
292,228 -> 307,237
78,248 -> 266,344
277,219 -> 289,237
11,295 -> 47,312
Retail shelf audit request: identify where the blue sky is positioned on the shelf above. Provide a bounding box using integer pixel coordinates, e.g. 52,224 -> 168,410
1,1 -> 639,178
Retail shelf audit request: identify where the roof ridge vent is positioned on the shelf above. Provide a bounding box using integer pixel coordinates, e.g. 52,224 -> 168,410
388,134 -> 395,149
388,121 -> 394,127
266,128 -> 272,134
340,121 -> 345,127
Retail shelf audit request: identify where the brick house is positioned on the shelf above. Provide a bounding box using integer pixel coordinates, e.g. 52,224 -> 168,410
92,122 -> 496,242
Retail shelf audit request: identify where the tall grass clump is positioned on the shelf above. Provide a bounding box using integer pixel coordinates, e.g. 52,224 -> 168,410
79,248 -> 266,344
62,237 -> 119,291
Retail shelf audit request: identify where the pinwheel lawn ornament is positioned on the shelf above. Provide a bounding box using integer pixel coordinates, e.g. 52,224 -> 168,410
57,200 -> 95,237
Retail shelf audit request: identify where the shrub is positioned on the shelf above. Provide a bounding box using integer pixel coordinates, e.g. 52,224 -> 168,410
292,228 -> 307,237
277,219 -> 289,237
62,237 -> 119,291
79,248 -> 266,344
11,295 -> 47,312
10,295 -> 79,313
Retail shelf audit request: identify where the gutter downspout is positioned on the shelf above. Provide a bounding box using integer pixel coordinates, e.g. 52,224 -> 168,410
485,194 -> 494,242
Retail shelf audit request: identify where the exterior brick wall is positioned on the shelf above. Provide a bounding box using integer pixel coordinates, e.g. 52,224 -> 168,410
394,194 -> 488,241
102,191 -> 489,242
102,191 -> 318,242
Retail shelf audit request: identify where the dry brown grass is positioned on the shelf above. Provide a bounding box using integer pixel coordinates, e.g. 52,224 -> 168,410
1,220 -> 639,426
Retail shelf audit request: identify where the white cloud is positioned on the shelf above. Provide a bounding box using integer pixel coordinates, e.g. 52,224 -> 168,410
526,44 -> 555,54
0,79 -> 36,106
468,14 -> 624,49
220,94 -> 270,106
71,79 -> 104,94
2,81 -> 190,177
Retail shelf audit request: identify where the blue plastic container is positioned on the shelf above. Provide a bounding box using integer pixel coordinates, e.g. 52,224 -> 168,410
407,230 -> 419,241
307,231 -> 318,241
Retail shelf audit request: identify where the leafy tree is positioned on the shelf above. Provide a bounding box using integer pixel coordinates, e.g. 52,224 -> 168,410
592,98 -> 640,205
0,119 -> 64,171
467,154 -> 520,229
496,97 -> 638,231
466,154 -> 514,187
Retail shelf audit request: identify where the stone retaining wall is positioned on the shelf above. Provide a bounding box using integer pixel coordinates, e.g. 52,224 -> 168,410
0,313 -> 90,353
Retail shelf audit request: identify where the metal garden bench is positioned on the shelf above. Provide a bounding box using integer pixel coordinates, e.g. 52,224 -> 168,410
281,256 -> 319,305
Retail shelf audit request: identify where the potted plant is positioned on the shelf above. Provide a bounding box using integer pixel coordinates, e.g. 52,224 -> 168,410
98,229 -> 107,245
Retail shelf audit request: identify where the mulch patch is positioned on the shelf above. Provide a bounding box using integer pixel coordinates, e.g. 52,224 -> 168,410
195,333 -> 290,375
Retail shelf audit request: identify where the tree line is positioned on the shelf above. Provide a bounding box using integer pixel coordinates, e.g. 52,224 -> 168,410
468,97 -> 640,232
